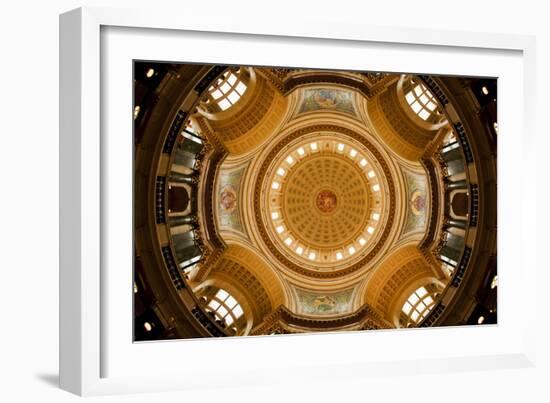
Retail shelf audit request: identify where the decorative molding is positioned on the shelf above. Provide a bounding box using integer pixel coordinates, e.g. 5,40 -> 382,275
469,184 -> 479,226
418,75 -> 450,106
451,246 -> 472,288
251,303 -> 391,335
453,122 -> 474,163
161,246 -> 186,291
155,176 -> 166,224
193,65 -> 229,93
163,110 -> 187,154
419,302 -> 446,327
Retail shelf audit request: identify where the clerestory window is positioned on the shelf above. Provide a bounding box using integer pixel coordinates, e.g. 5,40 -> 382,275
405,80 -> 440,121
207,288 -> 244,326
401,286 -> 438,327
207,69 -> 248,111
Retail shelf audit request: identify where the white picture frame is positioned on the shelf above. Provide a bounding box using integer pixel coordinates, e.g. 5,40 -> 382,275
60,6 -> 537,396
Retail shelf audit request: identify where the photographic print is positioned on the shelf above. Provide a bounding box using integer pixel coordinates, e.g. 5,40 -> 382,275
133,63 -> 497,341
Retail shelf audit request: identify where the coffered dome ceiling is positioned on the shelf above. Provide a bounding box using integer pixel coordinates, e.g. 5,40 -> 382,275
256,130 -> 394,276
133,64 -> 498,339
275,142 -> 375,256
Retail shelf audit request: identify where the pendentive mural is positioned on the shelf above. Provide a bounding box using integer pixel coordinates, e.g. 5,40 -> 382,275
217,167 -> 245,233
293,287 -> 354,316
298,88 -> 356,116
402,169 -> 428,236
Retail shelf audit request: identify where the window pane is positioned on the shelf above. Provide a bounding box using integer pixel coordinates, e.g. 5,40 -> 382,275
402,302 -> 413,314
226,296 -> 238,309
426,101 -> 437,111
418,109 -> 431,120
225,315 -> 234,326
405,92 -> 415,105
408,293 -> 419,305
414,85 -> 423,96
208,300 -> 220,311
233,305 -> 244,318
417,287 -> 428,298
220,82 -> 232,93
227,73 -> 237,86
419,94 -> 430,105
227,90 -> 240,104
217,305 -> 228,317
424,296 -> 434,306
211,89 -> 223,100
216,289 -> 229,300
411,310 -> 420,321
411,102 -> 422,113
218,98 -> 231,111
235,82 -> 247,95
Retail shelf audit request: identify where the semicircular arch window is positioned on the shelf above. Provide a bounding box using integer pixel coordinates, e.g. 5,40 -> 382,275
400,285 -> 439,327
404,79 -> 442,122
206,288 -> 244,327
206,68 -> 248,112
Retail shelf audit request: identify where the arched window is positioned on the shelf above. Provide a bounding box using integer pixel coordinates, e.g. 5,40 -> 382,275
404,80 -> 441,121
400,285 -> 438,327
206,288 -> 244,326
207,69 -> 248,111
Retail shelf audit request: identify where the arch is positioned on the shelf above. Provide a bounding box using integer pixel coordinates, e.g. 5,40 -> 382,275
223,245 -> 287,308
362,245 -> 437,321
195,244 -> 287,329
398,75 -> 447,127
194,280 -> 255,336
366,76 -> 449,161
450,190 -> 469,218
203,68 -> 249,112
196,69 -> 289,155
397,281 -> 442,327
167,184 -> 190,213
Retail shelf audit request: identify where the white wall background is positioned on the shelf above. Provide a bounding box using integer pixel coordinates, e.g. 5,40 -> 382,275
0,0 -> 547,401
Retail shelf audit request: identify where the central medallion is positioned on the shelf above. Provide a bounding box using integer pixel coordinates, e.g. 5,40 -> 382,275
316,190 -> 337,213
